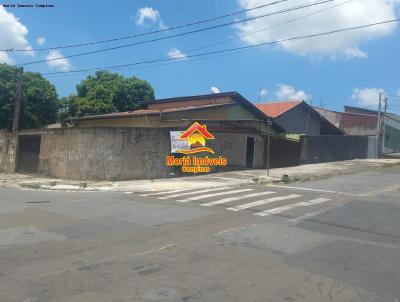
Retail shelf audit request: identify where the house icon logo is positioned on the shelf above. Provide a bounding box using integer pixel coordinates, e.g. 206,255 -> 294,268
178,122 -> 215,154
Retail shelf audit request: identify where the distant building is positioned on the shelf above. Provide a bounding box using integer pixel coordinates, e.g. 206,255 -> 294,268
315,107 -> 378,136
256,100 -> 343,135
315,105 -> 400,153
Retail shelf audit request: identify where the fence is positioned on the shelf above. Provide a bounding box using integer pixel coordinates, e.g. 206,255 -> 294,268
300,135 -> 377,164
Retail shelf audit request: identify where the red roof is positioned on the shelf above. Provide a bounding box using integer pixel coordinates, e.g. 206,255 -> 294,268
340,112 -> 377,128
256,101 -> 302,118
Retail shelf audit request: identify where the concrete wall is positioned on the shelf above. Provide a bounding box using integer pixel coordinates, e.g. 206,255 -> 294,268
265,136 -> 300,168
300,135 -> 373,164
0,131 -> 18,173
38,127 -> 265,180
275,105 -> 321,135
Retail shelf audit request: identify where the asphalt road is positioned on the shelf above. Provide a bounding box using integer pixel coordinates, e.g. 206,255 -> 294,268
1,167 -> 400,302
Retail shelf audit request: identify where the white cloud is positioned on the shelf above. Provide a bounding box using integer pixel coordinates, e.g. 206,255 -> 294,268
0,7 -> 33,64
37,37 -> 46,45
45,50 -> 73,71
352,88 -> 384,106
235,0 -> 399,59
275,84 -> 311,101
167,48 -> 188,60
136,7 -> 160,26
259,88 -> 268,97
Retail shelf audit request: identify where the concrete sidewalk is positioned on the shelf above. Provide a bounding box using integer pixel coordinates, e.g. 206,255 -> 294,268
1,158 -> 399,192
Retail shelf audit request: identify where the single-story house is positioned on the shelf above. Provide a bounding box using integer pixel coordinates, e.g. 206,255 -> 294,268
1,92 -> 286,180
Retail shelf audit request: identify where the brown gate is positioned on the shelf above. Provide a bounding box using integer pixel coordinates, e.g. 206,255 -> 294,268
17,135 -> 41,174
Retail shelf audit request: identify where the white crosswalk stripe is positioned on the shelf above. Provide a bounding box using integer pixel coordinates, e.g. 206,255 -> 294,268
201,191 -> 276,207
254,197 -> 330,217
288,206 -> 335,224
139,189 -> 188,197
177,189 -> 254,203
158,187 -> 231,199
227,194 -> 301,212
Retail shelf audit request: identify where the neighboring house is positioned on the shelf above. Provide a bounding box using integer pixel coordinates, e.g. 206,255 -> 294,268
256,100 -> 343,135
315,107 -> 378,136
316,105 -> 400,153
383,114 -> 400,153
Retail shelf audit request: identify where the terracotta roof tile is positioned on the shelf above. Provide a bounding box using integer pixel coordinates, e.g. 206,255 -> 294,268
340,112 -> 377,128
255,101 -> 303,118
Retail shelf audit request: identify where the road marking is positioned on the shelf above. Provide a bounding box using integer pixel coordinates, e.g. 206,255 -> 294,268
211,177 -> 239,180
360,183 -> 400,196
159,187 -> 231,199
177,188 -> 254,202
227,194 -> 301,212
139,189 -> 188,197
289,206 -> 335,224
255,197 -> 330,217
201,191 -> 275,206
127,243 -> 175,257
266,184 -> 357,196
215,224 -> 259,235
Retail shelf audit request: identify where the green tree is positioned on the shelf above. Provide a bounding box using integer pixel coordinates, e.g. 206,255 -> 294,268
71,70 -> 154,117
0,64 -> 58,130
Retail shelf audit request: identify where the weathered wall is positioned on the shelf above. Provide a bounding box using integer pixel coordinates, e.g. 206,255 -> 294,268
314,108 -> 341,127
0,131 -> 18,173
275,105 -> 321,135
300,135 -> 370,164
38,127 -> 264,180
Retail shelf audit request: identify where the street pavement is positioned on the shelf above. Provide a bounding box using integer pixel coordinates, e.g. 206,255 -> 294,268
1,167 -> 400,301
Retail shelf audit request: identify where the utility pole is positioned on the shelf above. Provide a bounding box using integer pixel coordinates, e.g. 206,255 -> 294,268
382,96 -> 388,155
266,117 -> 271,177
376,92 -> 383,158
12,67 -> 23,132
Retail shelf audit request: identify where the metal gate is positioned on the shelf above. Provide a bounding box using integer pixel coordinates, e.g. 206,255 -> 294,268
17,135 -> 41,174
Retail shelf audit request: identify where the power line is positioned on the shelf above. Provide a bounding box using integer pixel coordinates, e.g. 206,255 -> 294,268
1,0 -> 292,52
41,18 -> 400,76
44,0 -> 353,78
180,0 -> 354,56
18,0 -> 336,66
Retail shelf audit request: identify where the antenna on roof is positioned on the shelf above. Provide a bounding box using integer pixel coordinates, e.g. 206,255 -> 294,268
211,87 -> 220,94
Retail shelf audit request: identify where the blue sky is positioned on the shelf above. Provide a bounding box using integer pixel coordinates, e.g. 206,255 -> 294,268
1,0 -> 400,113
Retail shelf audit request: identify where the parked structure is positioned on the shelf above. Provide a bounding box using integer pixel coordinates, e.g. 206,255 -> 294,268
256,100 -> 343,135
